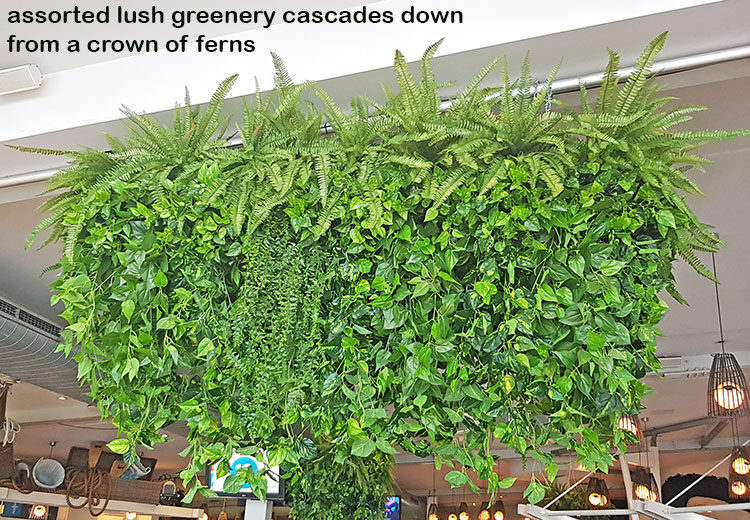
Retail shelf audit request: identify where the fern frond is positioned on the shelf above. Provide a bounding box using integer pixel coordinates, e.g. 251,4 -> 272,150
271,53 -> 294,89
616,32 -> 667,116
597,49 -> 621,114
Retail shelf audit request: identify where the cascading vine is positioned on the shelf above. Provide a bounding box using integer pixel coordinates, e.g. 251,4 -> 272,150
20,33 -> 748,518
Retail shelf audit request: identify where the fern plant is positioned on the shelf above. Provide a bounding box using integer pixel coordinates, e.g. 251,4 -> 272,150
560,32 -> 745,297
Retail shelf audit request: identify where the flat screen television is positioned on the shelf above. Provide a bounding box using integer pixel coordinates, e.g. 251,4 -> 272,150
385,496 -> 400,520
207,450 -> 284,500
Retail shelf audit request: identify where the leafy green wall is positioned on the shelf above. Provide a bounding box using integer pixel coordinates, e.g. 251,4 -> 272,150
21,34 -> 747,518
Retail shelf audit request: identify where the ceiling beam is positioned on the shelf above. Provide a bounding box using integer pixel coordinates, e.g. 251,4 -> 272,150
699,420 -> 728,448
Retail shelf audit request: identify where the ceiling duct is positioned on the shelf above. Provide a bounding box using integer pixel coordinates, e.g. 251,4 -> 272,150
0,294 -> 88,401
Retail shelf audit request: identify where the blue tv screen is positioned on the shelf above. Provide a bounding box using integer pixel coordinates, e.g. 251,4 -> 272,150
386,496 -> 400,520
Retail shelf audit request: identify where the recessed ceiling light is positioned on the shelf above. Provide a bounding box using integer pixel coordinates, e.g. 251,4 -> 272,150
57,395 -> 67,400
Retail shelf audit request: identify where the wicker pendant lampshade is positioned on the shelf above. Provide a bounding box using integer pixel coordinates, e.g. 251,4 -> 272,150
730,444 -> 750,498
477,503 -> 490,520
708,353 -> 750,417
586,476 -> 610,507
492,500 -> 505,520
632,466 -> 659,502
618,413 -> 644,445
707,253 -> 750,418
458,501 -> 470,520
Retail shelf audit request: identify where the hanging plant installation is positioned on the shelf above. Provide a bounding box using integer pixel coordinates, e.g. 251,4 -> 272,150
20,33 -> 748,518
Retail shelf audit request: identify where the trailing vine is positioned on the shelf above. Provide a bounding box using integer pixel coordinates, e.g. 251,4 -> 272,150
21,34 -> 748,517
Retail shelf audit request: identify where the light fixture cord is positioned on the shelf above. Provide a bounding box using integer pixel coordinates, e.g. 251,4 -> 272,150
711,252 -> 726,353
433,464 -> 437,500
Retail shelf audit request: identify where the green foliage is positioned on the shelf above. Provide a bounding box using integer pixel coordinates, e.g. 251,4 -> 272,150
23,34 -> 748,517
287,439 -> 393,520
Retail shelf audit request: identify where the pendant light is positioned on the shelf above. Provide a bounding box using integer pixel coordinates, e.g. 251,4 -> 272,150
492,501 -> 505,520
707,253 -> 750,417
477,503 -> 490,520
428,466 -> 439,520
632,466 -> 659,502
618,413 -> 644,445
586,475 -> 610,507
447,479 -> 458,520
458,486 -> 470,520
458,501 -> 470,520
728,418 -> 750,498
29,505 -> 47,520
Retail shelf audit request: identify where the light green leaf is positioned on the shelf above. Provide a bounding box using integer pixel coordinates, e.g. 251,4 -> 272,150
122,300 -> 135,322
351,438 -> 376,457
656,209 -> 676,228
599,259 -> 626,276
107,438 -> 131,454
568,254 -> 585,277
154,270 -> 168,288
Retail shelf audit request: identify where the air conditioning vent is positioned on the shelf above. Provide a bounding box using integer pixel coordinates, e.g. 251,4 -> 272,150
0,296 -> 61,339
0,298 -> 18,317
0,293 -> 85,401
18,309 -> 61,337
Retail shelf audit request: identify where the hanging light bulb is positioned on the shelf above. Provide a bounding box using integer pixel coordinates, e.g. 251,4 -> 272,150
458,502 -> 470,520
713,378 -> 747,411
448,514 -> 458,520
477,503 -> 490,520
124,513 -> 138,520
707,253 -> 750,417
586,476 -> 609,507
732,481 -> 748,496
428,503 -> 439,520
29,505 -> 47,520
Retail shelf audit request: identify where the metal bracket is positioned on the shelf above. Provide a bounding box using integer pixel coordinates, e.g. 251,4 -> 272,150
519,500 -> 750,519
